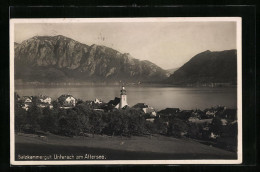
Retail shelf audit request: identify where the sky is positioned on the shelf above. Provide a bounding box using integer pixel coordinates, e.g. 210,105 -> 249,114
14,21 -> 237,69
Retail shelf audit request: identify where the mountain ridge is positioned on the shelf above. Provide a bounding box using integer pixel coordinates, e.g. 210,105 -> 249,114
14,35 -> 237,86
166,49 -> 237,86
14,35 -> 168,83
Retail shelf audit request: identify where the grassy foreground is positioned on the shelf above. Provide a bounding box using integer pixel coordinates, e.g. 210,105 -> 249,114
15,133 -> 236,160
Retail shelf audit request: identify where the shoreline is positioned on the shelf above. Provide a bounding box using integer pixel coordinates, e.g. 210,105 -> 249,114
14,80 -> 237,88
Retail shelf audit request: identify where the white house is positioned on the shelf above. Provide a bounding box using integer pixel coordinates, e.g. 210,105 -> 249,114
22,96 -> 32,103
143,107 -> 157,116
21,96 -> 32,111
132,103 -> 157,116
58,94 -> 76,107
39,96 -> 52,104
65,96 -> 76,107
22,104 -> 30,111
94,98 -> 102,104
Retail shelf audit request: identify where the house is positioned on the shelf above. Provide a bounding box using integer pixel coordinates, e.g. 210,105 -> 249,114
132,103 -> 148,109
22,96 -> 32,103
34,95 -> 53,108
210,132 -> 219,139
107,97 -> 121,109
21,96 -> 32,111
57,94 -> 76,107
94,98 -> 102,104
38,95 -> 52,104
22,104 -> 30,111
132,103 -> 157,116
205,110 -> 217,117
105,86 -> 130,111
158,108 -> 180,117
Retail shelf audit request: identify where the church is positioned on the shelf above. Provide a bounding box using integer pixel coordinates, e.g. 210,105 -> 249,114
107,86 -> 128,109
119,86 -> 128,109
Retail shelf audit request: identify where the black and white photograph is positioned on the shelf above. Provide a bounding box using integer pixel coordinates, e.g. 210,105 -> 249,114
10,18 -> 242,165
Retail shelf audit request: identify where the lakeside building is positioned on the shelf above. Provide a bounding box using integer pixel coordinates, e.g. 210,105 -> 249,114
107,86 -> 129,110
36,95 -> 53,109
57,94 -> 76,107
94,98 -> 103,104
107,97 -> 121,109
22,96 -> 32,103
21,96 -> 32,111
132,103 -> 157,116
38,95 -> 52,104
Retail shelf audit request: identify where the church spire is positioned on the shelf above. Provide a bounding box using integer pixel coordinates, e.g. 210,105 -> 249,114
121,86 -> 126,95
119,85 -> 128,108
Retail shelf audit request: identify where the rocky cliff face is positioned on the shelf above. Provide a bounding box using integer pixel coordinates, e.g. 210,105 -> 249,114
167,50 -> 237,85
15,35 -> 168,83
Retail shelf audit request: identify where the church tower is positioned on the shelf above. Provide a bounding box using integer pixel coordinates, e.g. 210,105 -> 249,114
120,86 -> 128,109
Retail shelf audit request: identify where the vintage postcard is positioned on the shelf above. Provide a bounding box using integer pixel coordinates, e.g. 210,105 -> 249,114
10,17 -> 242,165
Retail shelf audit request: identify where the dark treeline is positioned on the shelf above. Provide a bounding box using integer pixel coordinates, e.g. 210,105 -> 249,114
15,95 -> 237,152
15,100 -> 166,137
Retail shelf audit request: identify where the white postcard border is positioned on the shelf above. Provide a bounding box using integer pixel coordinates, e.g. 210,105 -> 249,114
10,17 -> 242,165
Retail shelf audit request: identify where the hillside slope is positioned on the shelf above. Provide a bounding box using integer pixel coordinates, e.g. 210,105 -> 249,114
167,50 -> 237,86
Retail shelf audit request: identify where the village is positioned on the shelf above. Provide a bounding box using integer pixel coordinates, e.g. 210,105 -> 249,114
16,86 -> 158,122
15,86 -> 237,147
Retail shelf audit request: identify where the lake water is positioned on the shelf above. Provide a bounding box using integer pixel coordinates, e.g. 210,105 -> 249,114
15,85 -> 237,110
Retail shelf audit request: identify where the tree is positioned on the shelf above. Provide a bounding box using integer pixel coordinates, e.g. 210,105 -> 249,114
40,107 -> 59,133
210,116 -> 223,135
103,111 -> 123,136
40,107 -> 52,132
26,104 -> 42,132
145,121 -> 156,135
76,99 -> 84,106
89,110 -> 105,137
127,109 -> 146,136
188,123 -> 200,139
66,109 -> 81,135
74,103 -> 93,133
15,105 -> 27,132
53,100 -> 61,109
58,116 -> 70,136
57,109 -> 69,136
168,118 -> 188,138
153,117 -> 168,135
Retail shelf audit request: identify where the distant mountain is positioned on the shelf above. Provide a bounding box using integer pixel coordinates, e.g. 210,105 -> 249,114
166,67 -> 179,75
166,50 -> 237,86
14,35 -> 168,83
